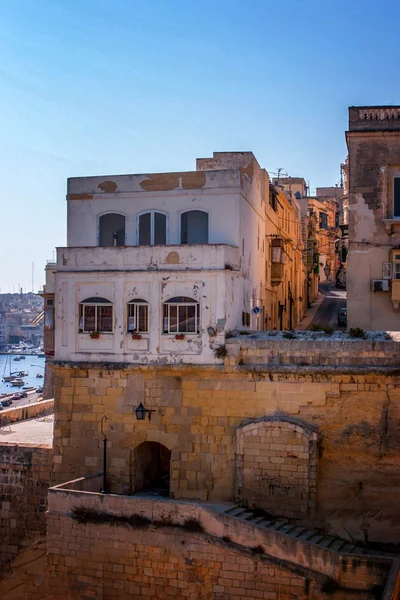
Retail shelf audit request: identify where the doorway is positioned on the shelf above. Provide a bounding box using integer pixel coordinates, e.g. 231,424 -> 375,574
133,442 -> 171,496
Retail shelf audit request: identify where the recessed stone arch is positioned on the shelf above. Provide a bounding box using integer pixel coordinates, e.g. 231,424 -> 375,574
130,430 -> 178,496
236,416 -> 318,520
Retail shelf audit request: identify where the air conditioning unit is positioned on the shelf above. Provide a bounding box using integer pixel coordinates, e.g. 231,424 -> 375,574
372,279 -> 390,292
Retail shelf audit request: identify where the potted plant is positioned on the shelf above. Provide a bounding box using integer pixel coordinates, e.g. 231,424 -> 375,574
132,329 -> 142,340
90,331 -> 100,339
175,333 -> 185,340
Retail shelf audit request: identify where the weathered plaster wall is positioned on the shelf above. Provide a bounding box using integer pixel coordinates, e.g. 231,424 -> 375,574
53,268 -> 250,364
51,343 -> 400,543
0,444 -> 52,568
347,119 -> 400,329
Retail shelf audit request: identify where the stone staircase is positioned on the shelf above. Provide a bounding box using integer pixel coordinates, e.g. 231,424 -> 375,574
224,505 -> 382,556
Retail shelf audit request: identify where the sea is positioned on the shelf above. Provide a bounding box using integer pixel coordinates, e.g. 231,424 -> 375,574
0,354 -> 46,394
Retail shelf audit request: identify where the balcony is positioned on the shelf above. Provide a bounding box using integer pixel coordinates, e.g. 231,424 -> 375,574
271,262 -> 284,285
56,244 -> 240,272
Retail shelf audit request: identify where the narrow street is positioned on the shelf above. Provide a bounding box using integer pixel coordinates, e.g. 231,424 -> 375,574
308,282 -> 346,329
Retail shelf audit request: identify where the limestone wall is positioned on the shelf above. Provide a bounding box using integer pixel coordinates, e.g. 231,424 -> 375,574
0,444 -> 52,568
51,360 -> 400,544
0,398 -> 53,427
40,487 -> 391,600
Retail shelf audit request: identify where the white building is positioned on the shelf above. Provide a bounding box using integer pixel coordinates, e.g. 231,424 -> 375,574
0,315 -> 6,346
50,152 -> 273,364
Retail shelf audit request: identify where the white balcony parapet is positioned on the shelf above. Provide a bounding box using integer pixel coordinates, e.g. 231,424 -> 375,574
56,244 -> 240,272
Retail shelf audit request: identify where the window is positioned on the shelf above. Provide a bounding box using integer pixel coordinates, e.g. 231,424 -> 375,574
180,210 -> 208,244
127,299 -> 149,333
163,297 -> 199,334
79,297 -> 113,333
394,178 -> 400,218
319,212 -> 328,230
242,311 -> 250,327
394,263 -> 400,280
138,211 -> 167,245
44,299 -> 54,330
99,213 -> 125,246
383,263 -> 392,280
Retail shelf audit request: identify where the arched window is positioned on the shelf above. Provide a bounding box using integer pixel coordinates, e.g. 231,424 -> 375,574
99,213 -> 126,247
163,297 -> 199,334
79,297 -> 113,333
127,299 -> 149,333
180,210 -> 209,244
138,211 -> 167,245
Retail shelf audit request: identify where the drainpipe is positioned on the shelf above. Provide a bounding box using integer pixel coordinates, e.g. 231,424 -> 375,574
101,415 -> 108,494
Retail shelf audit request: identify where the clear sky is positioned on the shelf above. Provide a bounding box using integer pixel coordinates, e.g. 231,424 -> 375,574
1,0 -> 399,291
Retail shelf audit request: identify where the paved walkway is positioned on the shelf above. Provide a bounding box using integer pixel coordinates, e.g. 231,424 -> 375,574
296,293 -> 325,330
0,414 -> 53,446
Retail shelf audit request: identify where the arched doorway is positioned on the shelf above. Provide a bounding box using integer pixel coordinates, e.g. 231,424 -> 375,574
133,442 -> 171,496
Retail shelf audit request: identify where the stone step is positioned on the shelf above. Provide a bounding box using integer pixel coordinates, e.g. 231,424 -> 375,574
257,519 -> 275,528
352,545 -> 366,555
250,516 -> 267,525
268,519 -> 289,530
289,527 -> 306,538
317,537 -> 336,549
241,512 -> 256,521
340,543 -> 356,554
298,530 -> 316,541
226,507 -> 248,517
277,524 -> 296,535
308,534 -> 324,545
329,539 -> 345,552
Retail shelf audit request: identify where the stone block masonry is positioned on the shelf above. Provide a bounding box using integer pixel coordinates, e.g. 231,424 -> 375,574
35,487 -> 390,600
51,352 -> 400,544
0,444 -> 52,568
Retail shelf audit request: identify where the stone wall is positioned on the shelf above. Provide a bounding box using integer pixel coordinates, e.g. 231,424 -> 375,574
36,486 -> 391,600
0,444 -> 52,568
51,354 -> 400,543
0,398 -> 53,427
236,417 -> 318,520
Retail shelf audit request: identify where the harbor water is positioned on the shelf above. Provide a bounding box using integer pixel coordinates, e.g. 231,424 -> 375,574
0,354 -> 46,394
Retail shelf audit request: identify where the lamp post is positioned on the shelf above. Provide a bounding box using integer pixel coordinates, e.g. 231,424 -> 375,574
323,263 -> 331,281
101,415 -> 108,494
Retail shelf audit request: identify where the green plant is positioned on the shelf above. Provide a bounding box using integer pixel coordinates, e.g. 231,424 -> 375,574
182,518 -> 204,533
214,344 -> 228,359
349,327 -> 366,339
322,325 -> 333,336
282,331 -> 296,340
90,331 -> 100,339
225,330 -> 233,339
250,544 -> 265,554
310,324 -> 322,331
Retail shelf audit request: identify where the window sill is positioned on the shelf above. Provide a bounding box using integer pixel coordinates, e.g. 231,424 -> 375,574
79,332 -> 114,335
162,333 -> 200,336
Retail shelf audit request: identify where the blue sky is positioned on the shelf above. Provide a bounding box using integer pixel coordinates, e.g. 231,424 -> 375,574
1,0 -> 399,291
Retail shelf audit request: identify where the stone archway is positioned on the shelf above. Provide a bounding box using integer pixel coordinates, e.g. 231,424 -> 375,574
133,442 -> 171,496
236,417 -> 318,520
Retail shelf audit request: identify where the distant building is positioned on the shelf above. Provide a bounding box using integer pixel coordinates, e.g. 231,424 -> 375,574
346,105 -> 400,330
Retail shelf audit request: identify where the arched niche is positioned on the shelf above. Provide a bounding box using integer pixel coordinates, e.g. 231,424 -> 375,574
236,416 -> 318,520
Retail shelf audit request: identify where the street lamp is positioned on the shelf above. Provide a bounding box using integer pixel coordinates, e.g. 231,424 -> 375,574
323,263 -> 331,280
135,402 -> 154,421
100,415 -> 108,494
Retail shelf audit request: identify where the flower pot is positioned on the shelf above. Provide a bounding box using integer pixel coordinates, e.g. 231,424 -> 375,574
132,334 -> 142,340
175,334 -> 185,340
90,332 -> 100,339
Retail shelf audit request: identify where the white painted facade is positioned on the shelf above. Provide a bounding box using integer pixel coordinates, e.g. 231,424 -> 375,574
52,152 -> 272,364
